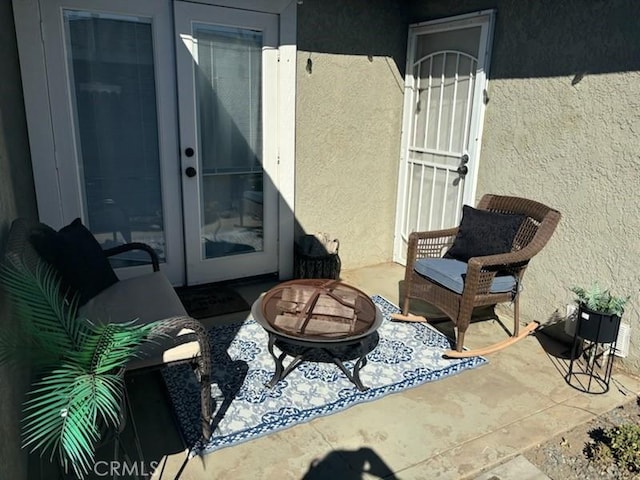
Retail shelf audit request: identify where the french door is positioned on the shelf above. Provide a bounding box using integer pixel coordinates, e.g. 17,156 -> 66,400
393,11 -> 495,264
28,0 -> 282,285
174,3 -> 279,284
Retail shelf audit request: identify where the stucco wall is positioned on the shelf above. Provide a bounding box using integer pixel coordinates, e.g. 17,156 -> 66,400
295,0 -> 408,269
410,0 -> 640,371
0,0 -> 38,477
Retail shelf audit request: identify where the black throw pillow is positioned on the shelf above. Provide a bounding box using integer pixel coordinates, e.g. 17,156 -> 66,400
30,218 -> 119,305
444,205 -> 526,262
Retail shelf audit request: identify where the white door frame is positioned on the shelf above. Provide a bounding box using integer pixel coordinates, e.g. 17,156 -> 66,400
12,0 -> 296,284
393,10 -> 495,264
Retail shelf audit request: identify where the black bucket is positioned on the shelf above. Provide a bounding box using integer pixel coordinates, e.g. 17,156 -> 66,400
294,235 -> 341,279
576,305 -> 621,343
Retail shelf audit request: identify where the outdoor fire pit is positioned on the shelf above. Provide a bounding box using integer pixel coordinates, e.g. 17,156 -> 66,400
251,279 -> 383,391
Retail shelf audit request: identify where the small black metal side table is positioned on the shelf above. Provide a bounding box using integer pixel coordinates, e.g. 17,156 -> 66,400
565,307 -> 621,394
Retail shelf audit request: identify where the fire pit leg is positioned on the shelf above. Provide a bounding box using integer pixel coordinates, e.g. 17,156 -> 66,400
266,334 -> 286,388
324,348 -> 370,392
265,333 -> 309,388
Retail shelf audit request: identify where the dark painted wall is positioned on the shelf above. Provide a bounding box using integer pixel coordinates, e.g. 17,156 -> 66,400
409,0 -> 640,78
0,0 -> 37,478
298,0 -> 408,72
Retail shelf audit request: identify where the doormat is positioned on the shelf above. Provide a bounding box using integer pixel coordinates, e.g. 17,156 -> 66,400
161,295 -> 487,455
175,283 -> 250,319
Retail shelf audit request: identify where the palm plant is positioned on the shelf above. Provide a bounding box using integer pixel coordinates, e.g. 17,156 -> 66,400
0,258 -> 160,478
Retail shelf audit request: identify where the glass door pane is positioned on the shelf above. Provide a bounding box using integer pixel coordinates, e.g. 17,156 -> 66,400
194,24 -> 264,260
63,10 -> 166,266
175,3 -> 279,285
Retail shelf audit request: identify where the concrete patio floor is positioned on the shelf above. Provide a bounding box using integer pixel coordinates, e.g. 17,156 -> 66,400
33,262 -> 640,480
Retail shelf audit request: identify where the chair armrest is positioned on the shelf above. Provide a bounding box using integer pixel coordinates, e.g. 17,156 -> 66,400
467,229 -> 555,271
407,227 -> 458,265
466,209 -> 562,271
103,243 -> 160,272
467,250 -> 530,270
463,246 -> 540,297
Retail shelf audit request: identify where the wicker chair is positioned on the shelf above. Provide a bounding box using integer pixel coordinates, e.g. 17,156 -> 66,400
4,218 -> 212,440
400,194 -> 561,354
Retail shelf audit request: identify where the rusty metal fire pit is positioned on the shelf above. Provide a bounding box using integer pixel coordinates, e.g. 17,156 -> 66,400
252,279 -> 383,391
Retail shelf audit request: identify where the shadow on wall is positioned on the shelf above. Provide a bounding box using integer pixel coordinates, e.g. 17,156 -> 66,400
297,0 -> 410,76
407,0 -> 640,79
297,0 -> 640,79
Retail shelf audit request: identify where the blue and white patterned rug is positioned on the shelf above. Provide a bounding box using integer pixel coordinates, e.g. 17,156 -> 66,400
161,295 -> 487,455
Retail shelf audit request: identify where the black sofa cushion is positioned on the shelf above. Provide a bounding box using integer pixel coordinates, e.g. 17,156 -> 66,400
30,218 -> 118,305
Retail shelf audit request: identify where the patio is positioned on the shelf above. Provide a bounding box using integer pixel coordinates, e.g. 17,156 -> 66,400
31,262 -> 640,480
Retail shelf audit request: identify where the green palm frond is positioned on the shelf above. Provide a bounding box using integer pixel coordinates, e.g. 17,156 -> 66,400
75,321 -> 157,375
1,256 -> 160,478
0,261 -> 83,360
22,365 -> 103,478
21,330 -> 146,478
19,322 -> 160,478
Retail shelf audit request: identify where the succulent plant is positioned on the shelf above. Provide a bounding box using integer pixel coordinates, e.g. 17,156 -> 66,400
570,283 -> 628,317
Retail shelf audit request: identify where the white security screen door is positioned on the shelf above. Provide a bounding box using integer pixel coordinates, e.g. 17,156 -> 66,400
174,3 -> 279,285
393,11 -> 495,264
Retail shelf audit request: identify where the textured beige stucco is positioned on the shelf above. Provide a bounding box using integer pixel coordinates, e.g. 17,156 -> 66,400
294,0 -> 407,270
295,53 -> 404,269
408,0 -> 640,372
0,0 -> 37,476
478,73 -> 640,372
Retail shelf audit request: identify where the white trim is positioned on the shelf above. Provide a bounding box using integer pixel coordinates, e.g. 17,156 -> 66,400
277,0 -> 297,280
392,22 -> 418,262
411,9 -> 496,32
460,11 -> 495,206
466,10 -> 495,205
178,0 -> 294,15
12,0 -> 63,226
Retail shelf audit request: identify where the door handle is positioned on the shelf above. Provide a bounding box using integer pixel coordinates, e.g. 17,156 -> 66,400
457,165 -> 468,175
185,166 -> 197,178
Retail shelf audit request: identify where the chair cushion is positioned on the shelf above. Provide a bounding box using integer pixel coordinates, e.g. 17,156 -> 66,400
414,258 -> 517,294
29,218 -> 118,305
444,205 -> 526,262
78,271 -> 200,370
78,271 -> 187,324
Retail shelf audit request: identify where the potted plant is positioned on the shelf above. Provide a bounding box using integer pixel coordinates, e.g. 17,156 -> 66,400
570,284 -> 628,343
0,258 -> 160,478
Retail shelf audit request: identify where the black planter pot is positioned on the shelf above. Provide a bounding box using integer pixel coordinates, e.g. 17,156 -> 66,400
576,304 -> 621,343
